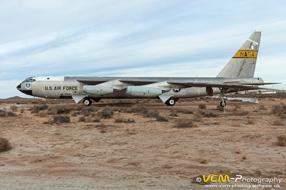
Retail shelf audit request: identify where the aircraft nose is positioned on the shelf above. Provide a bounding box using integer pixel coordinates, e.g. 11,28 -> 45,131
16,83 -> 33,96
17,83 -> 21,89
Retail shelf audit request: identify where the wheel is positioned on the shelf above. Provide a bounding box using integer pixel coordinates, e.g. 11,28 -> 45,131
83,98 -> 92,106
220,100 -> 226,107
165,98 -> 176,106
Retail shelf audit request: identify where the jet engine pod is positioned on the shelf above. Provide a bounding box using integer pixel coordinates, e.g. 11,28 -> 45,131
206,87 -> 213,96
126,86 -> 162,97
83,85 -> 113,95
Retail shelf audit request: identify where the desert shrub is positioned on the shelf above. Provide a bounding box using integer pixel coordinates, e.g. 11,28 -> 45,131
233,110 -> 249,116
20,108 -> 25,113
247,118 -> 255,125
193,112 -> 202,122
39,111 -> 47,117
203,112 -> 218,118
271,104 -> 286,118
178,109 -> 193,114
57,106 -> 72,114
200,157 -> 209,164
78,117 -> 86,122
53,115 -> 70,123
98,124 -> 107,133
175,118 -> 197,128
156,115 -> 168,122
10,105 -> 17,112
6,112 -> 16,117
31,104 -> 48,113
273,120 -> 284,126
198,104 -> 206,109
115,119 -> 135,123
145,110 -> 159,118
0,110 -> 6,117
276,135 -> 286,147
258,105 -> 266,110
233,104 -> 241,110
242,153 -> 247,160
97,106 -> 114,119
0,137 -> 11,152
93,118 -> 101,122
235,148 -> 241,154
128,105 -> 148,114
81,107 -> 96,116
169,110 -> 178,117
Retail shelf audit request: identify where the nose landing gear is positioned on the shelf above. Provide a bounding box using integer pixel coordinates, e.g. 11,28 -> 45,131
83,98 -> 92,106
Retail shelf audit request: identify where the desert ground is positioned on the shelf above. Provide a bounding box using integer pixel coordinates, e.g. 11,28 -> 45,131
0,94 -> 285,189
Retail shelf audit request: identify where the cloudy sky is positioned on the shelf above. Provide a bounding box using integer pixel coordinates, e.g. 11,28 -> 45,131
0,0 -> 285,98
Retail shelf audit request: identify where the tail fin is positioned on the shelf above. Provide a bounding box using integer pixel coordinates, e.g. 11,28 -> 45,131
217,31 -> 261,78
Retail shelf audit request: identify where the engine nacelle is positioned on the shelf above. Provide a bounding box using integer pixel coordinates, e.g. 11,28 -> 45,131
83,85 -> 113,95
126,86 -> 162,97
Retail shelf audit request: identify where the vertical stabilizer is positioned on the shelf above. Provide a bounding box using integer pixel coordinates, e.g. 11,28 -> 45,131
217,31 -> 261,78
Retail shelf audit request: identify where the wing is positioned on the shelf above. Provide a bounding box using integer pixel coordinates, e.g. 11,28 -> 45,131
167,82 -> 279,90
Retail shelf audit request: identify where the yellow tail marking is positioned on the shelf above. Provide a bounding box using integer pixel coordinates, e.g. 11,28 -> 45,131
233,49 -> 258,59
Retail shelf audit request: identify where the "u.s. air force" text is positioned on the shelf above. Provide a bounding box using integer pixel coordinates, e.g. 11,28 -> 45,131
45,86 -> 78,91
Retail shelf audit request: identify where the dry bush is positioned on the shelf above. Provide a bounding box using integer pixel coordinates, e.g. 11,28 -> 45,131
39,111 -> 47,117
233,104 -> 241,110
126,129 -> 137,135
198,104 -> 206,109
78,117 -> 86,122
145,110 -> 159,118
81,107 -> 96,116
276,135 -> 286,147
271,104 -> 286,118
156,115 -> 168,122
97,106 -> 114,119
20,108 -> 25,113
247,117 -> 255,125
0,110 -> 16,117
216,105 -> 224,111
178,109 -> 193,114
273,120 -> 284,126
242,153 -> 247,160
175,118 -> 197,128
235,148 -> 241,154
258,105 -> 267,110
115,119 -> 135,123
203,112 -> 218,118
10,105 -> 17,112
0,110 -> 6,117
52,115 -> 70,123
193,112 -> 202,122
98,124 -> 107,133
169,110 -> 178,117
128,105 -> 148,114
31,104 -> 48,113
56,106 -> 72,114
0,137 -> 11,152
233,110 -> 249,116
200,157 -> 209,164
5,111 -> 16,117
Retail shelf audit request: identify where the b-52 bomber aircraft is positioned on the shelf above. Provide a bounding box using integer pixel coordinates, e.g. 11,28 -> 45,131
17,31 -> 278,107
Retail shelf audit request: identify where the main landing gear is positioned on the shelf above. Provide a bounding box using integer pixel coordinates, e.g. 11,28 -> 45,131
219,88 -> 228,113
83,98 -> 92,106
165,98 -> 178,106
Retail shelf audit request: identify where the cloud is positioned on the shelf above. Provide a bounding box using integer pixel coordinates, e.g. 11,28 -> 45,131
0,0 -> 286,98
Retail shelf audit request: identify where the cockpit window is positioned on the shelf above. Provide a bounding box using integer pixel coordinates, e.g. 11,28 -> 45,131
24,77 -> 36,82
